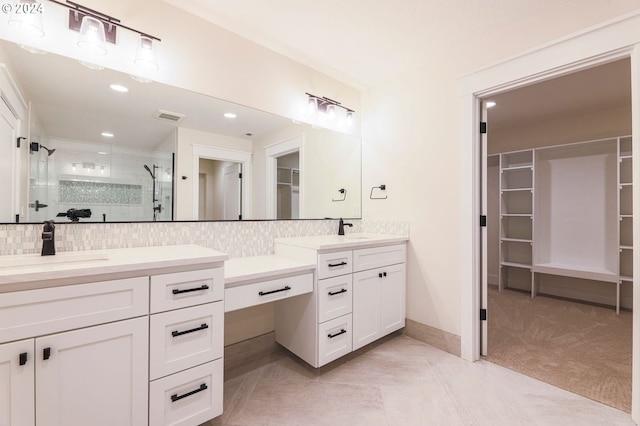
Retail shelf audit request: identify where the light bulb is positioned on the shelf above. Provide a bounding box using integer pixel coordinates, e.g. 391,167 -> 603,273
77,16 -> 107,56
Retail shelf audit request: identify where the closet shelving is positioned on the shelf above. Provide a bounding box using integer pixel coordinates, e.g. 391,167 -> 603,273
619,136 -> 633,313
498,149 -> 534,295
497,136 -> 633,313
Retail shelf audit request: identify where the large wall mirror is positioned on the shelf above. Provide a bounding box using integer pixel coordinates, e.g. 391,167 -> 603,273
0,39 -> 361,224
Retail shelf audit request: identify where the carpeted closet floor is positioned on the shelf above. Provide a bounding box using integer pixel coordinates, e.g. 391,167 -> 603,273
484,286 -> 632,412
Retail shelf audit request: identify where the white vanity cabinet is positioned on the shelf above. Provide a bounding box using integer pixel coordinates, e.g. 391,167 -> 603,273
149,268 -> 225,426
0,245 -> 228,426
274,236 -> 407,368
0,278 -> 150,426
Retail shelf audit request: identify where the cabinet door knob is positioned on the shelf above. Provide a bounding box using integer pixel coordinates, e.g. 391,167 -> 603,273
43,347 -> 51,361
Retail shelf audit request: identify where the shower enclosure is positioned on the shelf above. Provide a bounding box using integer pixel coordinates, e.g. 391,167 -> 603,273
27,140 -> 173,222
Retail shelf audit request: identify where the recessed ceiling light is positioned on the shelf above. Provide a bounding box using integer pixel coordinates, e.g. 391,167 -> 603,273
109,84 -> 129,93
224,113 -> 237,119
486,101 -> 497,108
101,132 -> 114,138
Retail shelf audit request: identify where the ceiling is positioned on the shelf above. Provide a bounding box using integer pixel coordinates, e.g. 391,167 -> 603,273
487,58 -> 631,131
163,0 -> 640,88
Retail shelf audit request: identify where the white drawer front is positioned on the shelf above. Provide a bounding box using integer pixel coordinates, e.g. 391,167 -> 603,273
0,277 -> 148,343
318,314 -> 352,366
150,268 -> 224,314
317,251 -> 353,279
353,244 -> 406,272
225,273 -> 313,313
318,275 -> 352,323
150,303 -> 223,380
149,358 -> 223,426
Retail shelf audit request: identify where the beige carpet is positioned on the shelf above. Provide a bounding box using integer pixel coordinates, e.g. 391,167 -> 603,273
484,286 -> 632,412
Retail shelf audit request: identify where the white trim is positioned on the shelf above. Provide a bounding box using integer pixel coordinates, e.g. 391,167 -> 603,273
265,135 -> 304,219
458,12 -> 640,422
191,145 -> 252,220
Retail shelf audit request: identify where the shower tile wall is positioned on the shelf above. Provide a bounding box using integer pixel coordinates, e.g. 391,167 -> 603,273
0,219 -> 409,257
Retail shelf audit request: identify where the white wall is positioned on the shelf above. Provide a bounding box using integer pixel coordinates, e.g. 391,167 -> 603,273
362,64 -> 463,335
362,10 -> 640,341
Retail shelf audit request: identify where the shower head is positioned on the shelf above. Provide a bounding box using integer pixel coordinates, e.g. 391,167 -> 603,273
144,164 -> 155,179
29,142 -> 56,156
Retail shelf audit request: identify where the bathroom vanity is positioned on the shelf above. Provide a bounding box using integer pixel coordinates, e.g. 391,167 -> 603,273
0,245 -> 227,426
273,234 -> 408,367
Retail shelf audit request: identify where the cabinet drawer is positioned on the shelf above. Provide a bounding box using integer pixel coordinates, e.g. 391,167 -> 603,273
353,244 -> 406,272
317,251 -> 353,279
0,277 -> 148,344
149,358 -> 223,426
318,275 -> 352,323
150,303 -> 223,380
225,272 -> 313,313
151,268 -> 224,314
318,314 -> 352,366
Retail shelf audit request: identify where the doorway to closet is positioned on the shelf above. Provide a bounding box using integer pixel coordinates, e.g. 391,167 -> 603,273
482,58 -> 633,412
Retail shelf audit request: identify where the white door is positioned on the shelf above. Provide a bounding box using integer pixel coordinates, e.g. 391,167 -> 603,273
379,263 -> 407,335
0,339 -> 35,426
480,102 -> 489,355
35,317 -> 149,426
0,100 -> 17,223
223,163 -> 241,220
352,269 -> 382,350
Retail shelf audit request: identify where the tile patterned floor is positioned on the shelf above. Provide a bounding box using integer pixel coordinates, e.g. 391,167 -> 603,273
204,334 -> 634,426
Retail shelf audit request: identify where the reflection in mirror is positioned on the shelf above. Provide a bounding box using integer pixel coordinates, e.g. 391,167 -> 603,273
0,39 -> 361,223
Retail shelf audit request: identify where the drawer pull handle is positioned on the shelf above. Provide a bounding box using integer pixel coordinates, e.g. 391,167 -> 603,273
328,288 -> 347,296
328,261 -> 347,268
19,352 -> 28,366
171,383 -> 208,402
259,286 -> 291,296
328,328 -> 347,339
172,284 -> 209,295
43,347 -> 51,361
172,323 -> 209,337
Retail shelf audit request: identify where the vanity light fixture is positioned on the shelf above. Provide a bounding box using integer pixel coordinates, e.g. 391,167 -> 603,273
134,35 -> 159,71
48,0 -> 161,72
305,93 -> 355,127
8,0 -> 45,38
77,15 -> 107,56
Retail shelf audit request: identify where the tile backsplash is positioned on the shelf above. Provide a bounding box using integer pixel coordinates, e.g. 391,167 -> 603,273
0,219 -> 409,258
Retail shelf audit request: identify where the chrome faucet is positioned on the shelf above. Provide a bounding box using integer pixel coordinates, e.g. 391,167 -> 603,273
41,220 -> 56,256
338,218 -> 353,236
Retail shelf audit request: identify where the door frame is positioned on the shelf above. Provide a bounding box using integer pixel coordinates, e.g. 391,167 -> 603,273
265,134 -> 304,219
458,11 -> 640,421
192,145 -> 252,220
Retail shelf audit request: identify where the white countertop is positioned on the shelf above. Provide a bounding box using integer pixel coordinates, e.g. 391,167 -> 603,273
225,255 -> 315,287
274,233 -> 408,251
0,245 -> 228,291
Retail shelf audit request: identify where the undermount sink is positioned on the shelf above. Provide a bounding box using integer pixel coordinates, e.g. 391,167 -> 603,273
0,251 -> 110,268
